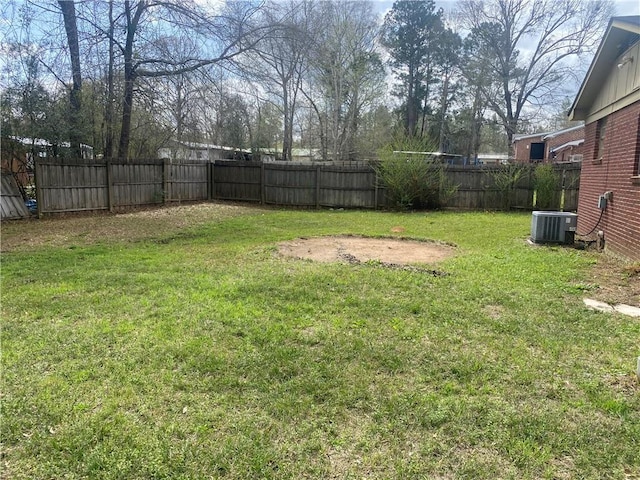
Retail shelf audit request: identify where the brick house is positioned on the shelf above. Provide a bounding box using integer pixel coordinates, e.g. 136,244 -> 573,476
568,16 -> 640,261
512,124 -> 584,163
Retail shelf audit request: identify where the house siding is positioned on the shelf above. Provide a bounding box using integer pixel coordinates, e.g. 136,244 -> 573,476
577,101 -> 640,261
588,41 -> 640,121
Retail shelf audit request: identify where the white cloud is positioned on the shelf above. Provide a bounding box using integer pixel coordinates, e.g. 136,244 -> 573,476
613,0 -> 640,16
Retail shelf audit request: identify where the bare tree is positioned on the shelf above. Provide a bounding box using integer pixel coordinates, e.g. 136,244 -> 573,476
104,0 -> 116,159
4,0 -> 281,160
240,0 -> 316,162
458,0 -> 612,147
58,0 -> 83,158
308,1 -> 385,161
102,0 -> 270,159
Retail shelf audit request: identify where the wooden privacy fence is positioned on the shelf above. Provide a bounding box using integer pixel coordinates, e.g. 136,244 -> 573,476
33,159 -> 581,215
213,162 -> 379,208
445,163 -> 581,211
212,161 -> 580,211
35,159 -> 210,214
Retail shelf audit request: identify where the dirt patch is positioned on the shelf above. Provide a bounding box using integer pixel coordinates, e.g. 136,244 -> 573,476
483,305 -> 505,320
277,235 -> 456,266
581,255 -> 640,307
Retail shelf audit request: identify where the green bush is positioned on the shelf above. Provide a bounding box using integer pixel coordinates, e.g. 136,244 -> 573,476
485,164 -> 526,210
534,163 -> 559,210
375,134 -> 458,210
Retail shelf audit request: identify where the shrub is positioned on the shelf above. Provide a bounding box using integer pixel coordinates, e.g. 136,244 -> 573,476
534,163 -> 559,210
485,164 -> 526,210
375,134 -> 458,210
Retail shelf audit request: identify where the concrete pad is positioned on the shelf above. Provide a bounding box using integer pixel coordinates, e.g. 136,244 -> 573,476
583,298 -> 615,313
613,304 -> 640,317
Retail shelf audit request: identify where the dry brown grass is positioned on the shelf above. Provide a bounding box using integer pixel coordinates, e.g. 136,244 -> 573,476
1,202 -> 262,252
582,255 -> 640,306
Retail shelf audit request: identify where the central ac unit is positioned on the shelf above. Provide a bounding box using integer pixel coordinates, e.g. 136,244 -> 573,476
531,211 -> 577,244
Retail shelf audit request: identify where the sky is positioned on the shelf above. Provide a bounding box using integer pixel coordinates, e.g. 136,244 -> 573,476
600,0 -> 639,15
2,0 -> 638,127
372,0 -> 640,17
364,0 -> 640,129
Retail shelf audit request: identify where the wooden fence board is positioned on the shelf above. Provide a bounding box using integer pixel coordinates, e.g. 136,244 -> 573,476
319,167 -> 376,208
169,163 -> 209,201
1,174 -> 30,219
33,159 -> 582,215
110,162 -> 163,207
37,163 -> 108,213
213,161 -> 262,202
264,164 -> 317,206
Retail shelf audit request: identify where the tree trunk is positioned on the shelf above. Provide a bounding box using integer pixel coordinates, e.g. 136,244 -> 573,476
301,88 -> 327,161
505,117 -> 517,156
104,0 -> 115,160
118,65 -> 136,160
282,85 -> 291,161
59,0 -> 83,159
406,64 -> 417,137
438,71 -> 450,153
176,77 -> 184,141
117,0 -> 145,160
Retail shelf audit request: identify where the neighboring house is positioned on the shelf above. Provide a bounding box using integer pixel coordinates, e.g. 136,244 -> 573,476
544,126 -> 585,162
513,131 -> 548,162
290,148 -> 322,163
476,153 -> 509,165
1,137 -> 32,187
568,16 -> 640,261
258,148 -> 323,163
8,136 -> 94,160
2,136 -> 94,187
391,151 -> 464,165
158,140 -> 252,162
512,124 -> 584,163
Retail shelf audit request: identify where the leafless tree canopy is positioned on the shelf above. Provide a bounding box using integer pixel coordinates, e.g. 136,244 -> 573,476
1,0 -> 615,161
457,0 -> 612,146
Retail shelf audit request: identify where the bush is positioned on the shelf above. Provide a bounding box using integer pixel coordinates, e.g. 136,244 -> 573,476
375,134 -> 458,210
534,163 -> 559,210
485,164 -> 526,210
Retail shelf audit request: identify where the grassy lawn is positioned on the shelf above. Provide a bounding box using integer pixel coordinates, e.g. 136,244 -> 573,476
1,205 -> 638,479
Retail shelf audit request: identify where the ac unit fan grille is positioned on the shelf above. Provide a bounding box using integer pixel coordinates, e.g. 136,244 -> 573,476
542,216 -> 561,241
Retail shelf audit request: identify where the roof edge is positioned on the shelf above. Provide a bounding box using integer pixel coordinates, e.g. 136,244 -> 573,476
541,124 -> 584,140
569,16 -> 640,120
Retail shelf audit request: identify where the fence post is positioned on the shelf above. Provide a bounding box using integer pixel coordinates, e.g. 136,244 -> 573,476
261,162 -> 265,205
163,158 -> 170,204
528,164 -> 534,209
374,170 -> 379,210
560,167 -> 566,211
208,161 -> 213,201
315,165 -> 321,209
106,160 -> 114,213
34,159 -> 43,218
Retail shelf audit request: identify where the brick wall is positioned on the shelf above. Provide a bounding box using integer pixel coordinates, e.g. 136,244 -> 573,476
513,126 -> 585,163
513,135 -> 545,162
577,102 -> 640,261
546,126 -> 585,162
